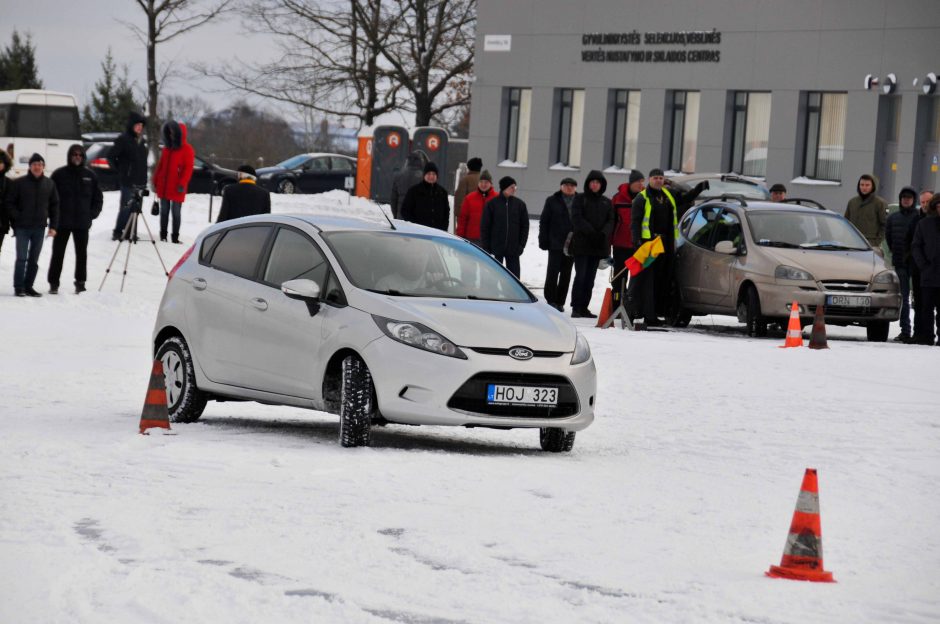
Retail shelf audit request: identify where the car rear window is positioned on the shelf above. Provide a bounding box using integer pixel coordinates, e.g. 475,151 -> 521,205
206,226 -> 271,278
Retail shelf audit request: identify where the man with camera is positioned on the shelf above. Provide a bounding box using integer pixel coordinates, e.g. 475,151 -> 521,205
110,111 -> 148,241
5,153 -> 58,297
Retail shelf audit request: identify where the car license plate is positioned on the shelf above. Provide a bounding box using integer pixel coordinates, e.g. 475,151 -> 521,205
487,384 -> 558,406
826,295 -> 871,307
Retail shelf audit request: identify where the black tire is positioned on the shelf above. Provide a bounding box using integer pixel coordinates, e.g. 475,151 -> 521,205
340,355 -> 373,447
866,320 -> 890,342
155,336 -> 208,423
539,428 -> 576,452
740,285 -> 768,337
278,179 -> 296,194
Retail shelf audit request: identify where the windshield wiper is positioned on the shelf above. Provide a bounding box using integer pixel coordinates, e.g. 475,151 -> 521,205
799,242 -> 867,251
365,288 -> 418,297
757,239 -> 800,248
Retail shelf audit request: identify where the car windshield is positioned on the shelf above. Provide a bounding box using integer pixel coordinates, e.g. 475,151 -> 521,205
276,154 -> 310,170
695,178 -> 769,199
748,211 -> 869,250
323,231 -> 535,302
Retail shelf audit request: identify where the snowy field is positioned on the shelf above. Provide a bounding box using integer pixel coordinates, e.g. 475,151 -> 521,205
1,191 -> 938,623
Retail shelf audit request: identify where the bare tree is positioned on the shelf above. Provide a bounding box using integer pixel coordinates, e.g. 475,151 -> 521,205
159,93 -> 213,128
121,0 -> 231,158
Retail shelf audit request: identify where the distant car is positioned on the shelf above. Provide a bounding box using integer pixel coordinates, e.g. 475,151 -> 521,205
256,153 -> 356,194
85,142 -> 236,195
667,173 -> 770,209
152,213 -> 596,451
671,196 -> 901,342
81,131 -> 120,148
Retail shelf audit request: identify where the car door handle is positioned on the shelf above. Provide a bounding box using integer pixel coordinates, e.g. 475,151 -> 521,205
192,278 -> 207,291
250,297 -> 268,311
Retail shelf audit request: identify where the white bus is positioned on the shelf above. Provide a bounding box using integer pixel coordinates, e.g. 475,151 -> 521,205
0,90 -> 81,178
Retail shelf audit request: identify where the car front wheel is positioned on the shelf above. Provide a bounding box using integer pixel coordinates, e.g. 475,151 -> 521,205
155,335 -> 208,423
866,320 -> 890,342
278,179 -> 295,194
340,355 -> 373,447
539,428 -> 576,452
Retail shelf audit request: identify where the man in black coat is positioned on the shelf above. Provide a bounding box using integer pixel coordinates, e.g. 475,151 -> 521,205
217,165 -> 272,223
109,111 -> 148,240
538,177 -> 578,311
480,176 -> 529,278
885,186 -> 919,340
0,149 -> 11,254
401,161 -> 450,231
5,153 -> 59,297
911,193 -> 940,346
48,144 -> 103,294
390,150 -> 428,219
906,189 -> 939,343
568,170 -> 615,318
630,168 -> 707,325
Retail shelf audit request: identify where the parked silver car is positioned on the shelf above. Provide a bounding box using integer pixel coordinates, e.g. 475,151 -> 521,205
672,197 -> 901,341
152,214 -> 596,451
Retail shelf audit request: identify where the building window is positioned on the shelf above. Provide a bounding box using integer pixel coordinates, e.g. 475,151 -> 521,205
551,89 -> 585,168
668,91 -> 701,173
729,92 -> 771,177
608,90 -> 642,169
802,92 -> 847,181
502,87 -> 532,165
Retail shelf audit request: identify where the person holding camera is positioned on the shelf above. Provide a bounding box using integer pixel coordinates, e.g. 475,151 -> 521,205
5,153 -> 58,297
152,120 -> 194,243
47,145 -> 103,294
110,111 -> 148,241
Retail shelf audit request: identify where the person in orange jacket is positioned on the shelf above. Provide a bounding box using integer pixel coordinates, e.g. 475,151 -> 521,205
456,170 -> 496,245
152,120 -> 194,243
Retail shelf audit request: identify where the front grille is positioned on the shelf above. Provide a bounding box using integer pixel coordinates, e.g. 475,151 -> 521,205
447,372 -> 579,418
821,280 -> 868,292
809,304 -> 879,318
469,347 -> 565,358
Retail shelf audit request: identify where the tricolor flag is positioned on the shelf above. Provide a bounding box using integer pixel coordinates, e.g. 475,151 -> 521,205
624,237 -> 664,277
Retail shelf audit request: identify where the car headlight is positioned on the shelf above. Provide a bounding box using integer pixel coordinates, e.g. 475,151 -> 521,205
570,331 -> 591,365
774,265 -> 815,281
873,270 -> 898,284
372,315 -> 467,359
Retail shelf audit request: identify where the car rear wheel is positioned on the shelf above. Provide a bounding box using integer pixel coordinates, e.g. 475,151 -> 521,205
156,335 -> 208,423
739,285 -> 768,337
278,179 -> 295,194
340,355 -> 373,447
539,428 -> 576,452
866,320 -> 890,342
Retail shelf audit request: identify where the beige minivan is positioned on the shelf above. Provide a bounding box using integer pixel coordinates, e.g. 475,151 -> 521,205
672,198 -> 900,342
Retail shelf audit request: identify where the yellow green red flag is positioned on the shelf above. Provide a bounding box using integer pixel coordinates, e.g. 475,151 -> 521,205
624,236 -> 664,277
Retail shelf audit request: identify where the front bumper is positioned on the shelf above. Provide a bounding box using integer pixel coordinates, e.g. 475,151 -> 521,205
361,338 -> 596,431
757,280 -> 900,323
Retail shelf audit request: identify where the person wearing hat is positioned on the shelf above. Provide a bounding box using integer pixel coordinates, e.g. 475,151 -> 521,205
401,161 -> 450,231
568,170 -> 615,318
109,111 -> 148,240
217,165 -> 271,223
5,153 -> 59,297
453,157 -> 483,223
630,168 -> 708,326
538,177 -> 578,311
0,149 -> 11,255
152,119 -> 195,243
609,170 -> 645,309
456,169 -> 496,245
886,186 -> 920,341
480,176 -> 529,277
390,150 -> 428,219
769,183 -> 787,202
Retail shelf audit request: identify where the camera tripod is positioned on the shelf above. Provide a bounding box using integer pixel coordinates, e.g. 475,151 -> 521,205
100,202 -> 169,292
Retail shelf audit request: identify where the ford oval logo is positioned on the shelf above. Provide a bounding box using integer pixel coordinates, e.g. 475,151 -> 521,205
508,347 -> 534,361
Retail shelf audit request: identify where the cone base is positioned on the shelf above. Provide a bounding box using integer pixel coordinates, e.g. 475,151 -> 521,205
766,565 -> 835,582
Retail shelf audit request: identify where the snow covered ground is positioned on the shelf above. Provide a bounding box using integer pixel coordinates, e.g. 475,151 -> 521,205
1,191 -> 938,623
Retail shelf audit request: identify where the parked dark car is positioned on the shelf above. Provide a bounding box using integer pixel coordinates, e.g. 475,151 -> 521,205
257,153 -> 357,194
85,142 -> 237,195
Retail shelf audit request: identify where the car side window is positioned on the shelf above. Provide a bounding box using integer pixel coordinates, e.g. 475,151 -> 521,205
200,231 -> 223,262
308,157 -> 330,172
263,227 -> 329,288
331,157 -> 353,172
194,156 -> 205,168
208,226 -> 272,278
687,206 -> 721,249
713,210 -> 743,250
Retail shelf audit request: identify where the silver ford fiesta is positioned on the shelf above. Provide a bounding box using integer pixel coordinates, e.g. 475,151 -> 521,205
152,213 -> 596,451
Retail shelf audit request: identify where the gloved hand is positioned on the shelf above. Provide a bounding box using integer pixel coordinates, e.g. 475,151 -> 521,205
177,185 -> 184,194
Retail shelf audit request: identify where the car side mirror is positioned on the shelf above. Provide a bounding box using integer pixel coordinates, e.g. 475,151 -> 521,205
714,240 -> 738,255
282,278 -> 321,316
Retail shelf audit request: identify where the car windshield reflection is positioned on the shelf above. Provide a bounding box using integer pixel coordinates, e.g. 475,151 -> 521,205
749,211 -> 869,250
323,231 -> 535,302
276,155 -> 310,169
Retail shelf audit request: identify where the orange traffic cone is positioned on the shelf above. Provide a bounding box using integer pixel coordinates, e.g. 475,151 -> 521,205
596,288 -> 613,328
766,468 -> 835,582
139,360 -> 171,435
808,305 -> 829,350
779,301 -> 803,348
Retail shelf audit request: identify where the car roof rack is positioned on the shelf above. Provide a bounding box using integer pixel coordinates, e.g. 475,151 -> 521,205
781,198 -> 827,210
701,194 -> 748,207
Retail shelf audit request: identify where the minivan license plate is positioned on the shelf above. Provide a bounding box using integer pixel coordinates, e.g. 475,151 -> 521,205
826,295 -> 871,307
487,384 -> 558,405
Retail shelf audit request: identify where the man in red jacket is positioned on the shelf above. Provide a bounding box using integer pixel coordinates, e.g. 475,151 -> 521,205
152,120 -> 194,243
456,170 -> 495,245
610,170 -> 644,306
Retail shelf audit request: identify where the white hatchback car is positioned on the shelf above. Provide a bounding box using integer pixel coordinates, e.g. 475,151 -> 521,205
153,214 -> 596,451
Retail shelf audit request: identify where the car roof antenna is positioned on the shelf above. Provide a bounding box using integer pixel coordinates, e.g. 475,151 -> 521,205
375,201 -> 397,230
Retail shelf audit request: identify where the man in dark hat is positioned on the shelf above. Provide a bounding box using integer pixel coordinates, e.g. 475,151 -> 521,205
539,177 -> 579,310
5,153 -> 59,297
217,165 -> 272,223
480,176 -> 529,277
390,150 -> 428,219
454,156 -> 483,224
401,161 -> 450,231
569,170 -> 615,318
769,183 -> 787,202
109,111 -> 148,240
